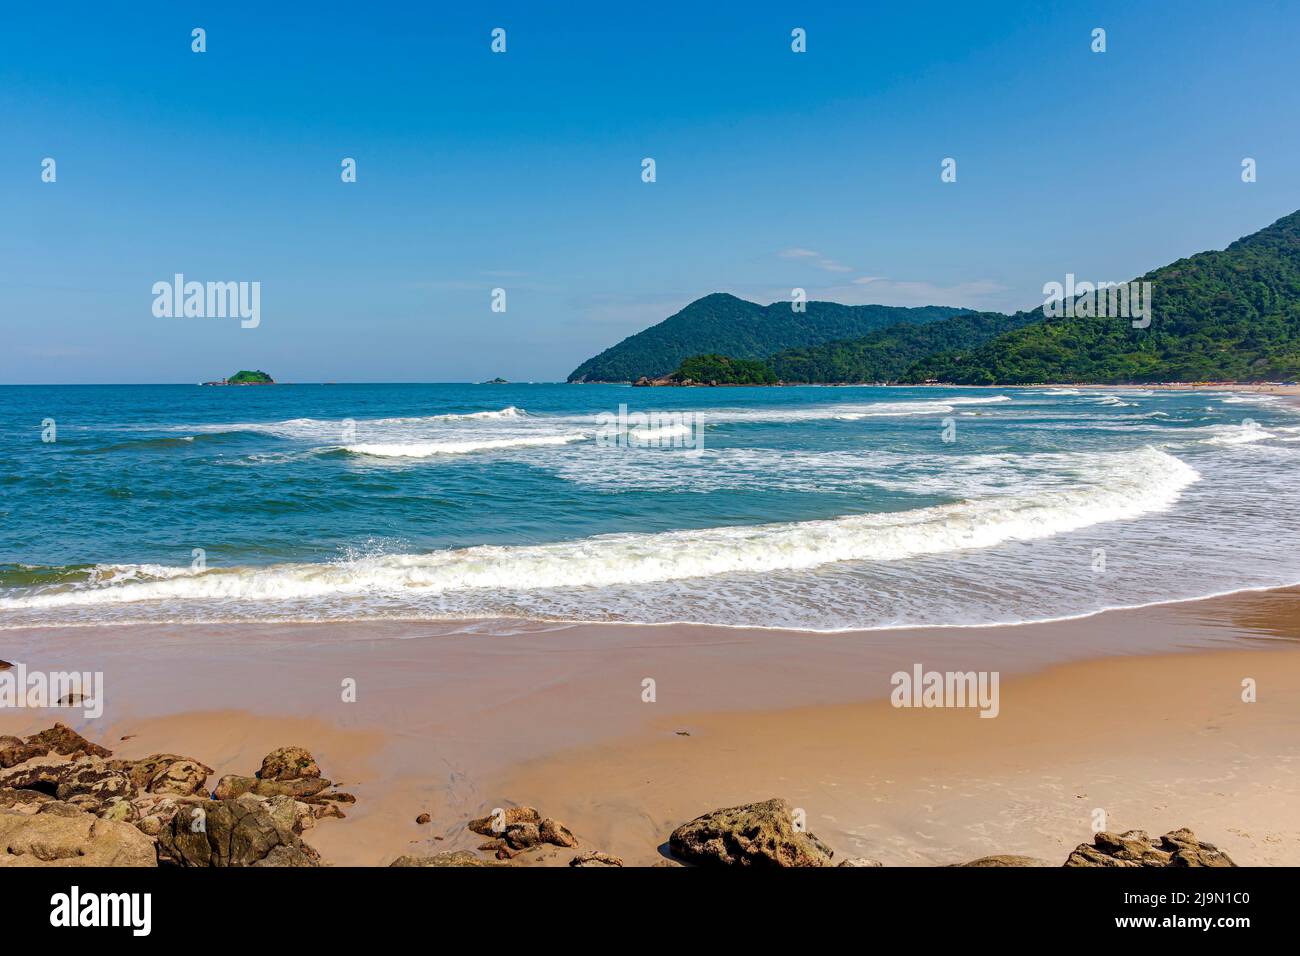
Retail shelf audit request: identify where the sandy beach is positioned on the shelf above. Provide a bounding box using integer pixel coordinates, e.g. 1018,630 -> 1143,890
3,586 -> 1298,866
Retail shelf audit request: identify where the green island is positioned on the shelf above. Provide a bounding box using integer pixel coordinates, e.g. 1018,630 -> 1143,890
576,209 -> 1300,386
203,370 -> 276,386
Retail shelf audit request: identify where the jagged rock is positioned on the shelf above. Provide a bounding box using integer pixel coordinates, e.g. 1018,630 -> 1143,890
253,845 -> 320,867
540,817 -> 578,848
838,857 -> 885,867
147,759 -> 211,796
107,754 -> 213,794
313,803 -> 344,821
0,759 -> 67,794
0,788 -> 55,813
390,851 -> 504,867
54,762 -> 133,804
257,746 -> 320,782
156,794 -> 320,867
570,850 -> 623,867
416,813 -> 431,824
24,723 -> 111,759
504,821 -> 541,849
668,797 -> 835,867
958,855 -> 1051,867
468,806 -> 540,836
38,800 -> 91,818
0,809 -> 156,866
1065,829 -> 1236,868
214,773 -> 330,800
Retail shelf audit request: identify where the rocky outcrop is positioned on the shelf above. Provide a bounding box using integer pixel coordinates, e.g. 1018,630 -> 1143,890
0,728 -> 349,867
258,746 -> 321,782
467,806 -> 541,836
0,809 -> 156,866
957,855 -> 1051,867
570,850 -> 623,867
1065,829 -> 1236,867
463,805 -> 580,863
390,851 -> 506,867
157,794 -> 320,867
668,798 -> 835,867
0,723 -> 110,768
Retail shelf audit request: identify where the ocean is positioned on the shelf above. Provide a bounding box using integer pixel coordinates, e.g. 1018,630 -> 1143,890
2,382 -> 1299,631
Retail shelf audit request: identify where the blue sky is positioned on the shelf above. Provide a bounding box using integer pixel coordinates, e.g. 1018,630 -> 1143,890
3,0 -> 1298,383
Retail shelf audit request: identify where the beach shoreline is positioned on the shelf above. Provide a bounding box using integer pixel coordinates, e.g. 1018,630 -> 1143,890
3,585 -> 1298,866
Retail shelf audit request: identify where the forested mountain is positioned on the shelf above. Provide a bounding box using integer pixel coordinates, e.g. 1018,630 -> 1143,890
768,312 -> 1035,383
566,293 -> 967,382
905,210 -> 1300,384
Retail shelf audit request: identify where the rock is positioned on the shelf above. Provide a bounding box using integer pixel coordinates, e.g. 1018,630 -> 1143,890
668,797 -> 835,867
837,857 -> 885,867
570,850 -> 623,867
1161,828 -> 1238,867
958,855 -> 1051,867
108,754 -> 213,793
213,774 -> 256,800
0,809 -> 156,866
415,813 -> 431,825
252,845 -> 320,867
156,795 -> 320,867
257,746 -> 321,782
24,723 -> 111,759
1065,829 -> 1236,868
0,787 -> 55,813
214,773 -> 330,800
390,851 -> 504,867
97,798 -> 137,823
54,762 -> 134,804
504,821 -> 541,849
147,759 -> 211,796
495,843 -> 520,861
540,817 -> 578,848
468,806 -> 541,836
313,803 -> 345,821
137,815 -> 163,837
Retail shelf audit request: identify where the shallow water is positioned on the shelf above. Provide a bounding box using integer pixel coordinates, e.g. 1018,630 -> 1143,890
2,382 -> 1298,630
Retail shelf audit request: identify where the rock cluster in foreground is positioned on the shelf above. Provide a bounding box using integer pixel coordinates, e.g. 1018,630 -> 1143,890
0,725 -> 352,867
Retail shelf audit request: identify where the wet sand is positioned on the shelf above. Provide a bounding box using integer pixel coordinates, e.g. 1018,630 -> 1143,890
2,587 -> 1299,865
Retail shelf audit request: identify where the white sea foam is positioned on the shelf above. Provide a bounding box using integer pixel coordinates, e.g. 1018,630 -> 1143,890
1199,424 -> 1275,446
0,447 -> 1197,610
344,433 -> 587,458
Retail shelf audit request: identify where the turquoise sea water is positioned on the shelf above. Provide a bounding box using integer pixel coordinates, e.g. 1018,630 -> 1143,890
2,382 -> 1299,630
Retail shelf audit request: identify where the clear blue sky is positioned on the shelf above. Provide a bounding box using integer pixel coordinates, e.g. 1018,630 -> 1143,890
3,0 -> 1298,383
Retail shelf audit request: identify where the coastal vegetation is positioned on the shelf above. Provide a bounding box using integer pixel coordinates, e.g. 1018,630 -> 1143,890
567,294 -> 966,382
570,209 -> 1300,385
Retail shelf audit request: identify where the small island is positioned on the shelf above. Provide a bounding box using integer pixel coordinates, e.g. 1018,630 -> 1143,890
201,370 -> 276,386
635,353 -> 778,387
480,377 -> 510,384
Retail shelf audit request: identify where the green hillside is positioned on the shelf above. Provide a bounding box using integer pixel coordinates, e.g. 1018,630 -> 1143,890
567,293 -> 968,382
906,210 -> 1300,384
769,311 -> 1035,383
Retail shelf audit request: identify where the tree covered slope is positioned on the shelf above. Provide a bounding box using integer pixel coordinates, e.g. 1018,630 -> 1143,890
566,293 -> 968,382
906,210 -> 1300,384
